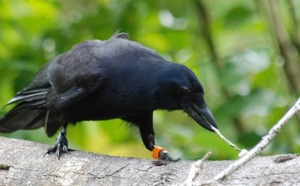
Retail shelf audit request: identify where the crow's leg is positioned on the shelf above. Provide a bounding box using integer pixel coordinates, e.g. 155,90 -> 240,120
44,124 -> 70,159
131,114 -> 180,164
139,124 -> 180,165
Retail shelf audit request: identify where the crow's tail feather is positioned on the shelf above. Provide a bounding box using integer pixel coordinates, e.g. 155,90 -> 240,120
0,86 -> 66,137
0,107 -> 65,137
0,109 -> 46,133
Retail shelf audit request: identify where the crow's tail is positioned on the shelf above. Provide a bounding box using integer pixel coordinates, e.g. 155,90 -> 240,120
0,87 -> 65,137
0,109 -> 47,133
0,107 -> 65,137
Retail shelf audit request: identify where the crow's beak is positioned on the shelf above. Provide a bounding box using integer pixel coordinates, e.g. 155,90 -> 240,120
183,101 -> 218,132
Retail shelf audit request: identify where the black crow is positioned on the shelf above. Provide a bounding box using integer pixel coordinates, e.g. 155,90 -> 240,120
0,33 -> 218,161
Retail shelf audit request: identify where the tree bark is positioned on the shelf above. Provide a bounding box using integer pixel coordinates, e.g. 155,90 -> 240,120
0,137 -> 299,186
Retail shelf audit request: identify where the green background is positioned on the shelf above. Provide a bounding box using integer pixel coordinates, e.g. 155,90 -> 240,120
1,0 -> 300,160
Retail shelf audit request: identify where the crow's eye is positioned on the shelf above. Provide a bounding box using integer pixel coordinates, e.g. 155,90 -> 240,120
179,86 -> 190,96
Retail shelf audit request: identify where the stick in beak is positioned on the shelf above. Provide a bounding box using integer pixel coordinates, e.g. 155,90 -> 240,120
184,102 -> 247,157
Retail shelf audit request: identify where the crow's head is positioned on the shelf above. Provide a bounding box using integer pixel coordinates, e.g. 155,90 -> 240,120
158,63 -> 218,132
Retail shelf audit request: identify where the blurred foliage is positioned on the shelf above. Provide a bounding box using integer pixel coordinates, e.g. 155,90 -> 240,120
1,0 -> 300,160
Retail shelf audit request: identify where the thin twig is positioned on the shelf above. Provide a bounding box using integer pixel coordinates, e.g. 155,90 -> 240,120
213,98 -> 300,181
181,152 -> 212,186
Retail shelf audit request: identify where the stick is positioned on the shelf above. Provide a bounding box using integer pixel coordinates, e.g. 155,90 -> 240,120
210,126 -> 242,152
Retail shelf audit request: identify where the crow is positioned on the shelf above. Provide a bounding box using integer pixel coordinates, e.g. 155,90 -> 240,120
0,33 -> 218,161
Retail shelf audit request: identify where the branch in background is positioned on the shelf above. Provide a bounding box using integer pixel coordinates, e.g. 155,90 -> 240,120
194,0 -> 222,73
194,0 -> 246,134
287,0 -> 300,53
259,0 -> 300,125
261,0 -> 300,95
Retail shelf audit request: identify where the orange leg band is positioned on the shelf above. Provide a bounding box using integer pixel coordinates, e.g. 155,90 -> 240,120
152,146 -> 166,159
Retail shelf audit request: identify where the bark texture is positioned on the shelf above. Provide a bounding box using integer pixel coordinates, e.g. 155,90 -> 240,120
0,137 -> 299,186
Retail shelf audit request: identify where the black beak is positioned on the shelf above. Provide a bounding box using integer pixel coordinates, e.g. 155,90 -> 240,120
183,102 -> 218,132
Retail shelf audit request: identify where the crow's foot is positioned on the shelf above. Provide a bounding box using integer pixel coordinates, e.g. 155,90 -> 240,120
152,146 -> 180,166
44,126 -> 70,159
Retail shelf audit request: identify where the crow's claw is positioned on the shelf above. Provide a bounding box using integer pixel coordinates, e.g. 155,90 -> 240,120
44,126 -> 69,159
159,151 -> 181,162
152,154 -> 181,166
44,143 -> 68,159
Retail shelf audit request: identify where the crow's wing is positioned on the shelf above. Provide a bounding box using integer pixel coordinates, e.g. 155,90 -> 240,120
6,62 -> 52,109
6,32 -> 159,110
6,40 -> 107,111
1,40 -> 109,136
45,40 -> 108,110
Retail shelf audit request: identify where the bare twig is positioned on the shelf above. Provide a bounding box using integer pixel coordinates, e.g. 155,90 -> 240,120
213,98 -> 300,181
181,152 -> 212,186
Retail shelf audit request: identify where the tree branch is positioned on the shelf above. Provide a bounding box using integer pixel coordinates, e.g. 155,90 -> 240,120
0,137 -> 300,185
